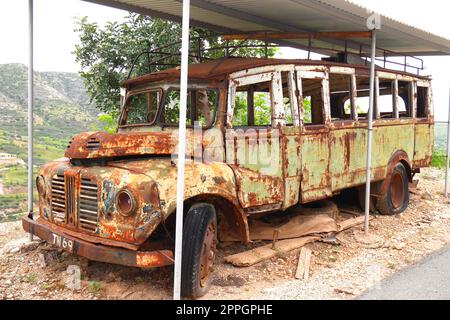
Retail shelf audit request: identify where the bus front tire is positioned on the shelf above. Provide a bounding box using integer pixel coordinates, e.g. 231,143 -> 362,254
181,203 -> 217,298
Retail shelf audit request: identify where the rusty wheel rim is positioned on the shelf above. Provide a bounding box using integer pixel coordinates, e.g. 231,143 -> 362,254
199,220 -> 217,288
390,171 -> 405,209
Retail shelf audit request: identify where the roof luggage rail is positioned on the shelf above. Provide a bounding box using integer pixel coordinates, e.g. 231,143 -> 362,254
125,32 -> 425,80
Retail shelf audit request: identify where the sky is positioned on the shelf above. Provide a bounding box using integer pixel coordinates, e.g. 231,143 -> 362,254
0,0 -> 449,120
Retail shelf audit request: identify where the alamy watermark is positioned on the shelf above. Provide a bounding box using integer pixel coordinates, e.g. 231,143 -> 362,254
65,265 -> 81,290
366,10 -> 382,30
171,123 -> 281,176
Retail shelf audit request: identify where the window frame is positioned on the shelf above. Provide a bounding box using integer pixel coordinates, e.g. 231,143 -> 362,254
156,86 -> 220,129
295,68 -> 329,129
396,79 -> 415,119
280,71 -> 301,127
227,71 -> 285,129
119,87 -> 163,128
416,81 -> 431,119
328,70 -> 358,123
376,77 -> 397,120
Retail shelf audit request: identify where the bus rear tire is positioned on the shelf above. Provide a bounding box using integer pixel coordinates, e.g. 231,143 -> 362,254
181,203 -> 217,298
376,163 -> 410,215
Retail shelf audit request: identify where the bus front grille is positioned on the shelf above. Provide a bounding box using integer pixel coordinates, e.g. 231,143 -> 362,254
78,177 -> 99,232
51,174 -> 66,223
50,173 -> 99,233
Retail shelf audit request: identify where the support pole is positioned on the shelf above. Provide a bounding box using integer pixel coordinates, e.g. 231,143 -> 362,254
445,87 -> 450,198
28,0 -> 34,241
173,0 -> 190,301
364,30 -> 377,235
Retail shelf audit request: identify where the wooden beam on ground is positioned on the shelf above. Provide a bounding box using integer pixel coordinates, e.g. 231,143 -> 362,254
224,236 -> 320,267
224,216 -> 371,267
295,247 -> 312,280
337,216 -> 369,232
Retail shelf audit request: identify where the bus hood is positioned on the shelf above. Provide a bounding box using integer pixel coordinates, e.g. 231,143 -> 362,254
64,131 -> 180,159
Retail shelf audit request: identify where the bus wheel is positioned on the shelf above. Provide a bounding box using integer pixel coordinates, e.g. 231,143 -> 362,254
181,203 -> 217,298
376,163 -> 410,215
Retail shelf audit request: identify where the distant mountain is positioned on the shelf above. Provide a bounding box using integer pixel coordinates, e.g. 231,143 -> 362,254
0,63 -> 100,165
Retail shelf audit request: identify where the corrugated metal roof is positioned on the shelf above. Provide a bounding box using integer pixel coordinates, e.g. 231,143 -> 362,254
84,0 -> 450,56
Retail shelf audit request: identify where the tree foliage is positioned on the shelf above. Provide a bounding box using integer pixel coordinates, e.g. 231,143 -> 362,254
74,13 -> 277,117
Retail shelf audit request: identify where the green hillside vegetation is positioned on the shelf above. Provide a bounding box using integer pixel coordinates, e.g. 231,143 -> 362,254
0,63 -> 100,165
0,63 -> 101,221
434,123 -> 448,150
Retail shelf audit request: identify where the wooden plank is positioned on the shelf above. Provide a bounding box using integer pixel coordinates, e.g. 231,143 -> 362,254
224,236 -> 320,267
224,216 -> 369,267
337,216 -> 368,232
295,247 -> 312,280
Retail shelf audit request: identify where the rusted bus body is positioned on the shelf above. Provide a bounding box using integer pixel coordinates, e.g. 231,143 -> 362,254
225,61 -> 433,207
24,58 -> 433,272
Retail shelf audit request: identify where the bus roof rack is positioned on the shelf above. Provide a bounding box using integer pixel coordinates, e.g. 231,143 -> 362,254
125,32 -> 425,80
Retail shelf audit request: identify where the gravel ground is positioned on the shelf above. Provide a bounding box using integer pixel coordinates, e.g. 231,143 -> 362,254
1,168 -> 449,300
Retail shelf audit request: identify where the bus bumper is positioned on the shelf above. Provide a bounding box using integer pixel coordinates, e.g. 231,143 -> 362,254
22,217 -> 174,268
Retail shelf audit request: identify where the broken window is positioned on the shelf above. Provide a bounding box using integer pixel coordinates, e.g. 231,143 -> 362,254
398,81 -> 413,118
122,89 -> 162,125
417,86 -> 429,118
354,76 -> 372,120
161,88 -> 218,127
378,79 -> 395,119
329,73 -> 354,121
281,71 -> 298,126
301,78 -> 324,125
233,81 -> 272,127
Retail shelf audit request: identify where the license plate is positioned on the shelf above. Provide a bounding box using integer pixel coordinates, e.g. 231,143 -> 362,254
51,233 -> 74,253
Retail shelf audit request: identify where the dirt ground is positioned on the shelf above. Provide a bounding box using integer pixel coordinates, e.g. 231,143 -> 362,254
1,167 -> 450,300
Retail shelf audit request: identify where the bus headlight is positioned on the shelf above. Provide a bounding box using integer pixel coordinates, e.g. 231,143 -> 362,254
36,176 -> 46,197
115,189 -> 136,217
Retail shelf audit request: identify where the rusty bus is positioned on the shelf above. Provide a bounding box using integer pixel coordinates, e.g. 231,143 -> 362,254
23,57 -> 434,298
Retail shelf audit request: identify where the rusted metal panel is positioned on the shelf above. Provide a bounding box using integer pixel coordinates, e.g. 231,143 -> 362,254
414,123 -> 434,166
350,74 -> 358,121
329,123 -> 415,192
22,217 -> 173,268
66,131 -> 178,159
300,129 -> 332,203
393,79 -> 399,119
329,66 -> 355,75
226,128 -> 284,208
272,72 -> 286,127
281,127 -> 302,209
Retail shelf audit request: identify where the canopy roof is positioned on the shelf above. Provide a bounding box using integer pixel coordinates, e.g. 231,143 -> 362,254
85,0 -> 450,57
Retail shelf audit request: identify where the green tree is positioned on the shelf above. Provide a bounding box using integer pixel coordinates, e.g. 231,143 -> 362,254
74,13 -> 277,119
90,113 -> 118,134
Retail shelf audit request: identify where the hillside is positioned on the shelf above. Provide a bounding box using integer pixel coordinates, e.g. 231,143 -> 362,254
0,64 -> 101,220
0,63 -> 100,165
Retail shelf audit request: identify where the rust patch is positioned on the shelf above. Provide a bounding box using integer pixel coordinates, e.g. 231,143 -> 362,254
136,251 -> 174,268
212,176 -> 226,185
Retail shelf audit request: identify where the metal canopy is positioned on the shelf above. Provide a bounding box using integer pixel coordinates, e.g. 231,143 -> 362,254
85,0 -> 450,57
